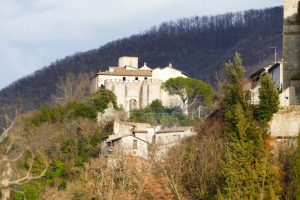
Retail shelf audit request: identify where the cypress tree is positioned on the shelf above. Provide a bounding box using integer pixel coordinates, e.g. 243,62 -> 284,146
257,74 -> 280,122
220,53 -> 281,199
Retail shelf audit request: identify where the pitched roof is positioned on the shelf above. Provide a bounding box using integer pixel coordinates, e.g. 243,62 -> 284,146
106,134 -> 148,143
156,126 -> 193,134
97,67 -> 152,77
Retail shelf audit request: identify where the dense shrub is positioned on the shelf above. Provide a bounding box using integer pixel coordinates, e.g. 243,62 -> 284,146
129,100 -> 193,127
90,89 -> 118,112
29,89 -> 117,126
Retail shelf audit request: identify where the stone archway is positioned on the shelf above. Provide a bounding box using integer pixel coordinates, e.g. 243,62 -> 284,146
129,99 -> 138,111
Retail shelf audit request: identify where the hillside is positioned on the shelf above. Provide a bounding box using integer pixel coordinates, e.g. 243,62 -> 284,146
0,53 -> 295,200
0,6 -> 283,115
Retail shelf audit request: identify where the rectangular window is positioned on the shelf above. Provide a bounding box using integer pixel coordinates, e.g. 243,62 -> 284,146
133,140 -> 138,149
123,77 -> 126,81
135,77 -> 138,80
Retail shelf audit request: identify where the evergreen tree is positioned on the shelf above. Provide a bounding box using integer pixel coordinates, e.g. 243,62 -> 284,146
220,53 -> 281,199
256,74 -> 280,122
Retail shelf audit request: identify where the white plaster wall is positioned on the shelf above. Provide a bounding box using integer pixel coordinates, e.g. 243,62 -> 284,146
113,122 -> 153,136
118,57 -> 138,68
284,0 -> 299,19
104,79 -> 184,112
134,133 -> 148,142
250,86 -> 260,105
270,107 -> 300,137
152,67 -> 187,82
155,129 -> 195,146
120,136 -> 148,159
98,75 -> 149,88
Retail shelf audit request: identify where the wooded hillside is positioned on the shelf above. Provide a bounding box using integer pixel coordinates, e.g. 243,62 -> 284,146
0,7 -> 283,115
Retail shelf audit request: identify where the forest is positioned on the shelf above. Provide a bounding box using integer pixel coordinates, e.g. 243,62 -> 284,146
0,6 -> 283,120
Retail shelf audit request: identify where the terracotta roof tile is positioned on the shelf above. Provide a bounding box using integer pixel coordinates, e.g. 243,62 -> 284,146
97,68 -> 152,77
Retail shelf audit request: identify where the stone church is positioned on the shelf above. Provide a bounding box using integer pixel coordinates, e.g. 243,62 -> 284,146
250,0 -> 300,106
91,57 -> 189,112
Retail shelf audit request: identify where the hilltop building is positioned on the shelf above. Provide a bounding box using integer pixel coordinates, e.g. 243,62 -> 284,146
91,56 -> 189,112
250,0 -> 300,106
101,121 -> 195,159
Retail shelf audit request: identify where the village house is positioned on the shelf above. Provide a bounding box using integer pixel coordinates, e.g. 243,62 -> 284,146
101,121 -> 195,159
249,62 -> 286,106
250,0 -> 300,107
91,56 -> 189,113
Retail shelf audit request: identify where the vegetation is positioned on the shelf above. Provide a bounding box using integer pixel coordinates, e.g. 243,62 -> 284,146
129,100 -> 194,127
0,7 -> 283,129
162,77 -> 214,113
256,74 -> 280,121
219,53 -> 281,199
162,53 -> 285,199
29,89 -> 117,126
294,134 -> 300,199
2,48 -> 297,199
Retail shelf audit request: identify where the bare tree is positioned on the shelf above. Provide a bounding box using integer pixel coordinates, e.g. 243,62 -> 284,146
0,113 -> 48,200
52,73 -> 91,106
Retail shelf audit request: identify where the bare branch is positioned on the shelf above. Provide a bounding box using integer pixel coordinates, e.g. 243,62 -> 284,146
0,111 -> 18,143
0,151 -> 23,163
9,149 -> 48,185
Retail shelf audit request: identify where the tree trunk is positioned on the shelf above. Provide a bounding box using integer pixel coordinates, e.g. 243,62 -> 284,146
1,161 -> 12,200
1,187 -> 10,200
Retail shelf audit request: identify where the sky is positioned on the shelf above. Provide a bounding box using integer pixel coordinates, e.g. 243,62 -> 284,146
0,0 -> 282,90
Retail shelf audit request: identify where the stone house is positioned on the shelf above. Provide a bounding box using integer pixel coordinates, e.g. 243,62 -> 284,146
102,134 -> 149,159
101,121 -> 195,159
91,56 -> 189,112
250,62 -> 286,106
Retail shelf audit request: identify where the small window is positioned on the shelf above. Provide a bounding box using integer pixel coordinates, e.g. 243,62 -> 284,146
133,140 -> 138,149
123,77 -> 126,81
144,77 -> 147,80
135,77 -> 138,80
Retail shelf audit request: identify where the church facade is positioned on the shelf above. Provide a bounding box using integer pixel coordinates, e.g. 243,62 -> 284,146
91,57 -> 189,112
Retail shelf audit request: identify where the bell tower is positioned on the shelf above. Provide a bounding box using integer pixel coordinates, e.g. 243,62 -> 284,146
283,0 -> 300,105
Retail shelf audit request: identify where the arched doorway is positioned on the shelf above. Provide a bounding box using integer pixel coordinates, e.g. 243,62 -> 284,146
129,99 -> 138,111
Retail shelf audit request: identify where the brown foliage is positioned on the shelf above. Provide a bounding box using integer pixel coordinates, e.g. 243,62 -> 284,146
161,116 -> 226,199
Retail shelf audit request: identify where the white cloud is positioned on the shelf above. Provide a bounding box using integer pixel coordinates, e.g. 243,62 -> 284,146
0,0 -> 282,89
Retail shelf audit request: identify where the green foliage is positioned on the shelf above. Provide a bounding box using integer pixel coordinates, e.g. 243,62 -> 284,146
69,103 -> 97,119
30,106 -> 66,126
90,89 -> 118,112
29,89 -> 117,127
13,181 -> 44,200
58,180 -> 67,191
163,77 -> 215,107
256,74 -> 280,122
60,139 -> 75,154
130,100 -> 192,126
220,53 -> 281,199
46,160 -> 66,181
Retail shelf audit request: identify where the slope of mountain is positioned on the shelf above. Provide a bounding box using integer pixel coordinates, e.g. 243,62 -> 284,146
0,7 -> 283,114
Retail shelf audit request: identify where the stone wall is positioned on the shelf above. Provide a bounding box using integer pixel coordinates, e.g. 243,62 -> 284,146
283,0 -> 300,105
270,106 -> 300,137
104,79 -> 183,112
